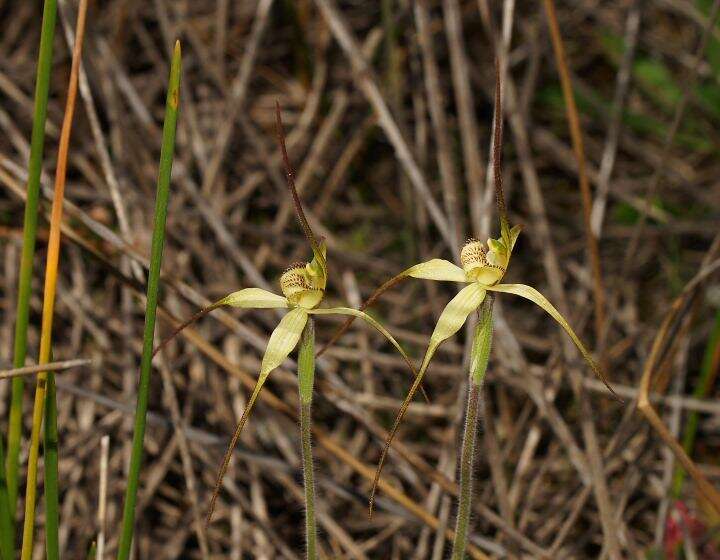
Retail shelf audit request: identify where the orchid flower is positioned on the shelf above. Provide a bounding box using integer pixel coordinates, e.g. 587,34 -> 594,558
154,105 -> 419,536
317,66 -> 618,517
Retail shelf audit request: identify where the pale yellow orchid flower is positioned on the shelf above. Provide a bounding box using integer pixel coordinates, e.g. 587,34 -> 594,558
153,106 -> 421,533
167,241 -> 417,523
319,219 -> 618,514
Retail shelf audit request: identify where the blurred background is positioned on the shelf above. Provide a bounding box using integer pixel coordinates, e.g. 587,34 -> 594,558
1,0 -> 720,557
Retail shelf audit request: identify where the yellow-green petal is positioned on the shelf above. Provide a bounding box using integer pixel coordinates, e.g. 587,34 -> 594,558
260,307 -> 309,376
369,283 -> 486,514
422,283 -> 487,369
405,258 -> 467,283
207,306 -> 308,524
487,283 -> 618,397
220,288 -> 289,309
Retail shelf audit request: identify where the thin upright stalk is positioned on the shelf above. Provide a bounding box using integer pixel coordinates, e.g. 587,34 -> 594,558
116,41 -> 181,560
451,296 -> 493,560
0,445 -> 10,560
7,0 -> 58,519
298,319 -> 317,559
43,366 -> 60,560
541,0 -> 606,343
672,310 -> 720,496
20,2 -> 88,556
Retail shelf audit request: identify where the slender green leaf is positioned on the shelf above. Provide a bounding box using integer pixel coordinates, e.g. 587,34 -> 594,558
21,1 -> 88,554
117,41 -> 181,560
298,319 -> 315,405
7,0 -> 59,527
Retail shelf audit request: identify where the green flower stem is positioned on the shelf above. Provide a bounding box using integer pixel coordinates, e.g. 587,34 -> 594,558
298,319 -> 317,559
451,296 -> 493,560
7,0 -> 58,520
116,42 -> 181,560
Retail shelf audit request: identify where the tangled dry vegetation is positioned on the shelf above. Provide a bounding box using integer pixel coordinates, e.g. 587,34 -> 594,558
1,0 -> 720,558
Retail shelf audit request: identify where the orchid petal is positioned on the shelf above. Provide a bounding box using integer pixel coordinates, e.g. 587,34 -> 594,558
369,283 -> 486,514
488,283 -> 618,398
207,307 -> 308,524
317,259 -> 465,358
220,288 -> 289,309
405,259 -> 467,283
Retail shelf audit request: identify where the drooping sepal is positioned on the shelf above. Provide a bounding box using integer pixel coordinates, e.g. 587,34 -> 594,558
369,283 -> 486,515
487,283 -> 618,399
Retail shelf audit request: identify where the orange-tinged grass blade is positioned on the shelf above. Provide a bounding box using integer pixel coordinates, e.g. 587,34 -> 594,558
20,1 -> 89,557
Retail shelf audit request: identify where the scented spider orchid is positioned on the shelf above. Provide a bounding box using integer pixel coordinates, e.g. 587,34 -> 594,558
153,104 -> 420,539
318,67 -> 619,518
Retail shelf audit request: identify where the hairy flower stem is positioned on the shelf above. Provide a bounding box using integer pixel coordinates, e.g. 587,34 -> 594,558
451,297 -> 493,560
298,319 -> 318,559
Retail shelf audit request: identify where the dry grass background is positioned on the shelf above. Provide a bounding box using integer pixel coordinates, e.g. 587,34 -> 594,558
1,0 -> 720,558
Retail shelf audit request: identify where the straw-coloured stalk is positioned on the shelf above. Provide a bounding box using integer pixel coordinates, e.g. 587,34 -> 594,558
298,319 -> 318,558
541,0 -> 606,342
450,296 -> 493,560
116,40 -> 182,560
20,2 -> 88,557
153,107 -> 418,553
6,0 -> 58,523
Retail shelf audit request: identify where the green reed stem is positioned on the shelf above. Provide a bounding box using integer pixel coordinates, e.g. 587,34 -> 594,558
21,2 -> 88,555
7,0 -> 58,522
451,296 -> 493,560
43,368 -> 59,560
298,319 -> 317,559
116,42 -> 181,560
672,310 -> 720,497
